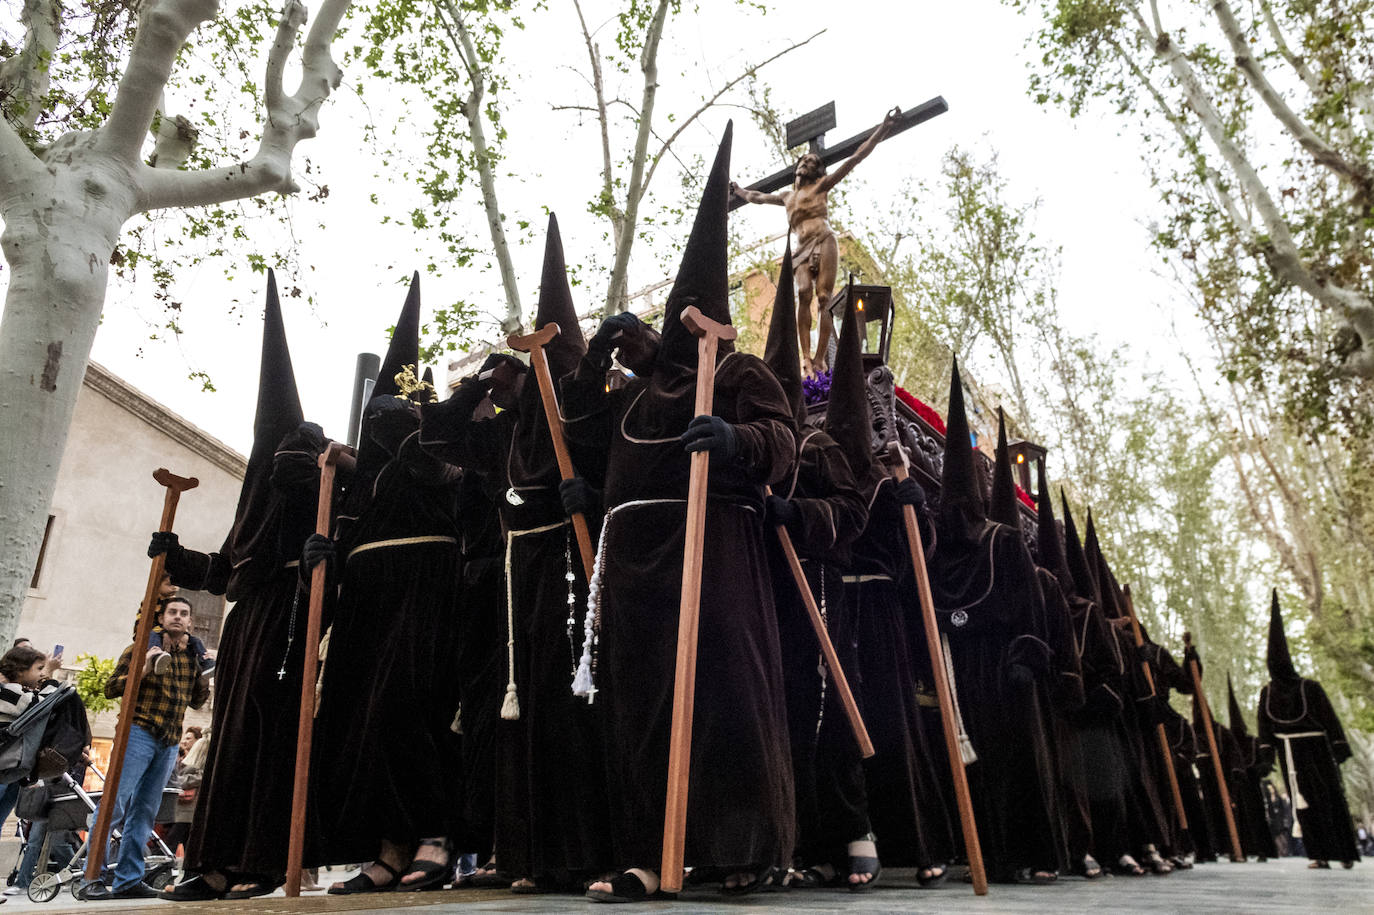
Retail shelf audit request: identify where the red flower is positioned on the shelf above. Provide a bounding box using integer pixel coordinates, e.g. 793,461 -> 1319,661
894,385 -> 947,435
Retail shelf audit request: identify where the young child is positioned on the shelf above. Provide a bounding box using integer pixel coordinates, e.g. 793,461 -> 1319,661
0,645 -> 58,724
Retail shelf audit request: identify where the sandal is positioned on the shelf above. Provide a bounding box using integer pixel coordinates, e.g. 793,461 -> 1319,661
1341,861 -> 1355,869
1143,846 -> 1173,875
785,867 -> 831,889
721,864 -> 782,896
848,856 -> 881,892
1080,855 -> 1104,879
1169,854 -> 1194,871
1114,855 -> 1146,877
468,859 -> 507,888
158,874 -> 228,901
398,838 -> 455,892
587,870 -> 671,903
916,864 -> 947,888
1309,860 -> 1330,869
510,876 -> 557,894
328,860 -> 402,895
224,878 -> 281,900
1013,867 -> 1058,885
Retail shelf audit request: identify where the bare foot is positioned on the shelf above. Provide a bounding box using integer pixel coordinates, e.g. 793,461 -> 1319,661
848,837 -> 878,886
400,837 -> 450,886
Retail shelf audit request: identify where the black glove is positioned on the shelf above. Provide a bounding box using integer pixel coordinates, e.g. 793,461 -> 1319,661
765,495 -> 801,530
480,353 -> 526,404
301,533 -> 335,581
559,477 -> 601,518
422,374 -> 489,430
680,415 -> 739,467
587,313 -> 643,371
894,477 -> 926,509
147,531 -> 181,560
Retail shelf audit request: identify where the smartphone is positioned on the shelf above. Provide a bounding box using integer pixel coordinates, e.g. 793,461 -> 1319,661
52,644 -> 63,657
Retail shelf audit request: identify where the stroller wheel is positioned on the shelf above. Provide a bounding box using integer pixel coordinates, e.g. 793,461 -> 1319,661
28,873 -> 60,903
148,867 -> 175,890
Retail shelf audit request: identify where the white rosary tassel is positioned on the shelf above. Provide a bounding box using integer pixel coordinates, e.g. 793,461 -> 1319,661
572,513 -> 611,702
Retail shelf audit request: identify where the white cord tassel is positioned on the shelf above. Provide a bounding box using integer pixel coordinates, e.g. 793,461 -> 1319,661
501,530 -> 520,721
572,514 -> 610,702
941,632 -> 978,765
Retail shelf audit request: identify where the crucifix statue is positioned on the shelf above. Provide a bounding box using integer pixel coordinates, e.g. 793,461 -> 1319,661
729,97 -> 948,374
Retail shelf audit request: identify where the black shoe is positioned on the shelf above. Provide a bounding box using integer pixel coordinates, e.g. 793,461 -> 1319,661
110,881 -> 161,899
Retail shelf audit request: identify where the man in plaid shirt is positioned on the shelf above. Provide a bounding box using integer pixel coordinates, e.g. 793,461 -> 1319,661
98,596 -> 209,897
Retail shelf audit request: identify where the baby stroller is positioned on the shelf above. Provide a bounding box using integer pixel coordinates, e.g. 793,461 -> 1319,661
19,765 -> 178,902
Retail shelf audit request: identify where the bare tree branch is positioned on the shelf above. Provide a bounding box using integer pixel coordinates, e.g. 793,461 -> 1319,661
0,0 -> 63,131
572,0 -> 622,237
1257,0 -> 1322,97
140,0 -> 349,211
639,29 -> 824,198
1211,0 -> 1372,193
99,0 -> 219,162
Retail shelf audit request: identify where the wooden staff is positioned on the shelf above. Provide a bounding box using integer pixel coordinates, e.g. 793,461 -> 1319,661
507,323 -> 595,581
285,442 -> 353,897
1120,585 -> 1189,832
886,443 -> 987,895
659,306 -> 737,894
763,484 -> 873,758
85,468 -> 199,885
1183,631 -> 1245,863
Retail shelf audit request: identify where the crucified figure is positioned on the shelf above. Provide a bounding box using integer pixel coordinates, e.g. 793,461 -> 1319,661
732,106 -> 900,374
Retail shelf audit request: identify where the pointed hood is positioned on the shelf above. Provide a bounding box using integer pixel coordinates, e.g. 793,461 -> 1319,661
226,269 -> 307,563
1227,672 -> 1249,737
375,271 -> 422,400
1085,513 -> 1123,618
938,356 -> 985,537
988,407 -> 1021,528
1036,463 -> 1070,585
824,285 -> 874,478
422,366 -> 435,388
532,213 -> 587,380
1061,494 -> 1100,604
657,122 -> 734,371
1267,589 -> 1299,681
357,272 -> 422,478
763,242 -> 805,428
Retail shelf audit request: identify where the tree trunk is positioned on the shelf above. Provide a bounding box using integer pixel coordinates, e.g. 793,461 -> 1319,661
0,156 -> 132,633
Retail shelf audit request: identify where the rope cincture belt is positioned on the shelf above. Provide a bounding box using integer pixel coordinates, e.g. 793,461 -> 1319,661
841,574 -> 893,583
1274,730 -> 1324,835
500,519 -> 571,721
345,535 -> 458,563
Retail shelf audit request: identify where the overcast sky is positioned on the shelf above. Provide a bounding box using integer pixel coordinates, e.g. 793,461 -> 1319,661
79,0 -> 1189,456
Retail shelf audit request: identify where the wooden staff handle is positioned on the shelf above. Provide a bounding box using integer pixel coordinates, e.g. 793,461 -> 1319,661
85,469 -> 199,884
1120,586 -> 1189,832
763,485 -> 873,758
507,324 -> 595,581
660,305 -> 737,894
285,442 -> 351,896
1183,631 -> 1245,863
887,443 -> 987,895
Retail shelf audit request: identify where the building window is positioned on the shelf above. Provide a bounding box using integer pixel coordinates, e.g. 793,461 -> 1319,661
29,515 -> 54,590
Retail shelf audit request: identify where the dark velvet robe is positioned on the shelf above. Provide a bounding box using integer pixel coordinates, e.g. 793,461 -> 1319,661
928,518 -> 1062,879
845,477 -> 954,869
309,433 -> 466,863
1111,631 -> 1175,858
1229,730 -> 1278,859
1194,713 -> 1244,861
1163,711 -> 1211,860
451,470 -> 505,857
420,390 -> 612,881
561,350 -> 796,872
1257,677 -> 1361,863
164,447 -> 321,879
768,429 -> 869,866
1037,569 -> 1091,867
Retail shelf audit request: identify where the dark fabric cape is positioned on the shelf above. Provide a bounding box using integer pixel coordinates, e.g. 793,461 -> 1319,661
561,349 -> 796,871
308,434 -> 466,862
420,388 -> 612,881
769,429 -> 870,866
1257,677 -> 1360,863
928,518 -> 1063,878
847,479 -> 955,869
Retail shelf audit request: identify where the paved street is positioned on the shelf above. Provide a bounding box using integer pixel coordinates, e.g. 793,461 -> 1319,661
0,857 -> 1365,913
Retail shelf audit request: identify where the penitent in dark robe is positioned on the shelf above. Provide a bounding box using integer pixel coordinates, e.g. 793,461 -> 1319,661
1134,623 -> 1203,865
309,274 -> 467,870
1017,457 -> 1094,877
827,288 -> 953,878
1227,673 -> 1278,860
924,359 -> 1061,883
759,243 -> 873,876
419,215 -> 613,888
1059,498 -> 1141,873
560,123 -> 797,887
1257,591 -> 1361,866
154,271 -> 328,894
